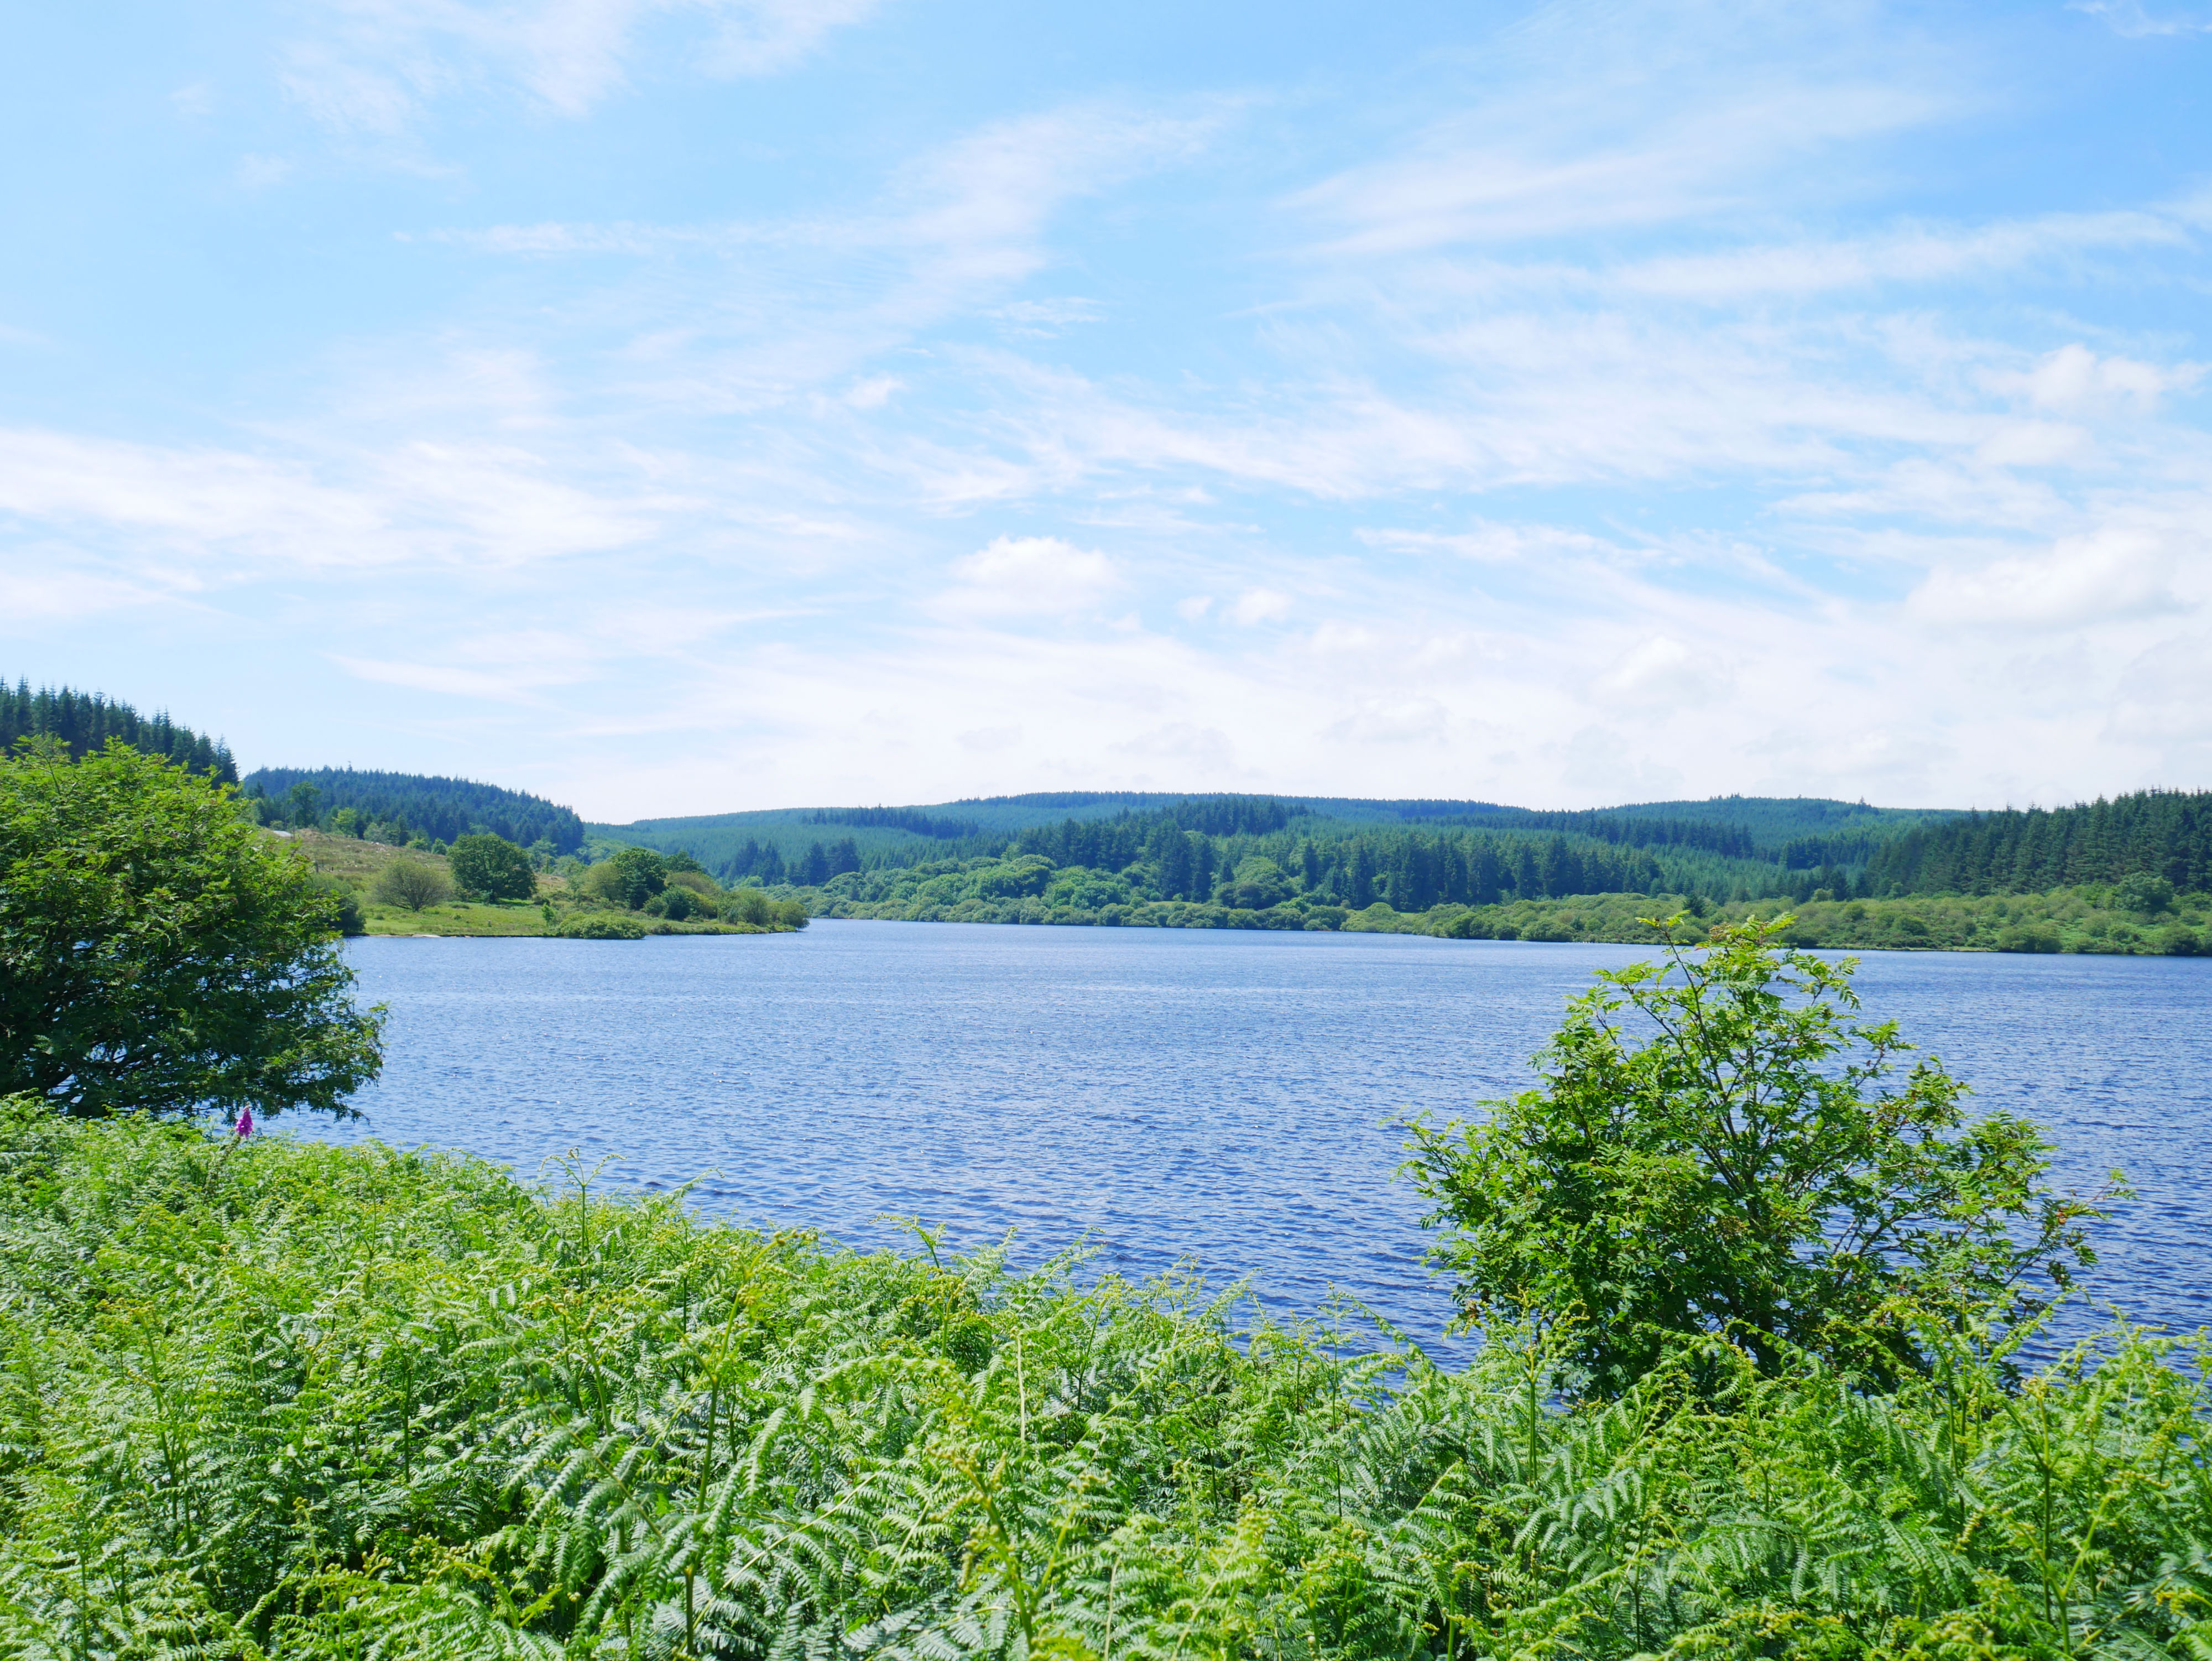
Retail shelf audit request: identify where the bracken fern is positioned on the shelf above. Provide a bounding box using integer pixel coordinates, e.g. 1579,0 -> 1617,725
0,1103 -> 2201,1661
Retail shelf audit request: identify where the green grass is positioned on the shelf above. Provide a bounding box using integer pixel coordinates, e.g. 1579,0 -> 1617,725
0,1107 -> 2205,1659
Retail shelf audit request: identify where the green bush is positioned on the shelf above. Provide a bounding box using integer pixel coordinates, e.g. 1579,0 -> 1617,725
307,873 -> 366,935
447,831 -> 537,901
372,856 -> 455,912
723,885 -> 774,926
1406,917 -> 2110,1395
555,912 -> 647,939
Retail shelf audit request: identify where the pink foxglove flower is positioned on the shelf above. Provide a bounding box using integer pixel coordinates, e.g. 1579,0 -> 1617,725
235,1106 -> 254,1138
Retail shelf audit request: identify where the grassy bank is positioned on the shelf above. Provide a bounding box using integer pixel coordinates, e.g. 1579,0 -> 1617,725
280,830 -> 797,938
2,1107 -> 2204,1659
804,879 -> 2212,955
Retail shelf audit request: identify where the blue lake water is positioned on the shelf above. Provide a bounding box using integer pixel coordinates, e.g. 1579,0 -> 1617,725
320,921 -> 2210,1353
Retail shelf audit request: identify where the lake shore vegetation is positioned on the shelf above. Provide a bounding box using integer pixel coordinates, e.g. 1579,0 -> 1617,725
783,857 -> 2212,955
290,830 -> 810,938
564,792 -> 2212,957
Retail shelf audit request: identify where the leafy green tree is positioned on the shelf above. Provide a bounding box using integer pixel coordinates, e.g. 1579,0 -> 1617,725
1404,916 -> 2112,1394
604,846 -> 668,908
448,832 -> 538,901
372,858 -> 454,912
286,779 -> 322,829
0,740 -> 384,1118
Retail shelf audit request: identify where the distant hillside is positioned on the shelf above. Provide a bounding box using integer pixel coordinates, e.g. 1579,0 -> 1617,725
1868,789 -> 2212,895
593,790 -> 1966,902
1,678 -> 236,783
244,767 -> 585,853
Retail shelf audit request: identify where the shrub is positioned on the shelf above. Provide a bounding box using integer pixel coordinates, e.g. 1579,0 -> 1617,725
555,913 -> 646,939
724,886 -> 774,926
309,874 -> 366,935
1405,915 -> 2114,1395
2114,872 -> 2176,914
372,857 -> 455,912
2158,921 -> 2203,955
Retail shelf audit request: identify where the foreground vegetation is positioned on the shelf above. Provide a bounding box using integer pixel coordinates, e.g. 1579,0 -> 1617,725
0,1104 -> 2203,1659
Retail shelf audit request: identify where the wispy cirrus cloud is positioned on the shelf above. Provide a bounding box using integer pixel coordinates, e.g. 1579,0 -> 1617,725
283,0 -> 882,132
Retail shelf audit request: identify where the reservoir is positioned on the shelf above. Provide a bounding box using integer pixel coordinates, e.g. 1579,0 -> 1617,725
324,920 -> 2210,1351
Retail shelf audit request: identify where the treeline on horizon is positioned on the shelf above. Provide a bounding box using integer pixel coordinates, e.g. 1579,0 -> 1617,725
1867,788 -> 2212,894
242,766 -> 586,854
715,802 -> 1849,907
695,789 -> 2212,913
0,678 -> 236,783
20,675 -> 2212,911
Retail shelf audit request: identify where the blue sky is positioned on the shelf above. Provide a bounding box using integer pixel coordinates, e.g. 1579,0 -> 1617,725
2,0 -> 2208,819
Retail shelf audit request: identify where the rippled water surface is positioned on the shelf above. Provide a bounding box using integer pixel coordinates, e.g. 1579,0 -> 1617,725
324,923 -> 2210,1349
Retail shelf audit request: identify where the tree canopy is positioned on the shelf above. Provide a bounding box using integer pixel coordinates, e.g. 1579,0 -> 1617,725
1404,916 -> 2112,1394
0,678 -> 235,783
241,766 -> 585,852
0,739 -> 384,1118
448,832 -> 537,901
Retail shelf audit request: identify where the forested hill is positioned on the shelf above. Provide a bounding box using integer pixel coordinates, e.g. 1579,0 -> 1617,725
596,792 -> 1970,905
1,679 -> 236,783
1867,789 -> 2212,894
243,767 -> 585,853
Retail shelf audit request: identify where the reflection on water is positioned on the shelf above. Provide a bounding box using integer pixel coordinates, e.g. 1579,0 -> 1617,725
318,922 -> 2210,1352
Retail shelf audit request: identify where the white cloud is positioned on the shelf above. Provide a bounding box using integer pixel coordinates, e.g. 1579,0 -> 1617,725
935,535 -> 1121,616
1593,636 -> 1731,707
1613,210 -> 2189,300
1228,587 -> 1291,625
2071,1 -> 2212,38
1907,525 -> 2195,630
0,426 -> 660,570
1175,594 -> 1213,620
1290,1 -> 1957,258
283,0 -> 881,133
1974,422 -> 2093,467
843,376 -> 901,409
1994,343 -> 2204,412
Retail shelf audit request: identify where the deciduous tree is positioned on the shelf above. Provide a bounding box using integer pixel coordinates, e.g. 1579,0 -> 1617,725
448,832 -> 536,901
0,740 -> 383,1118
